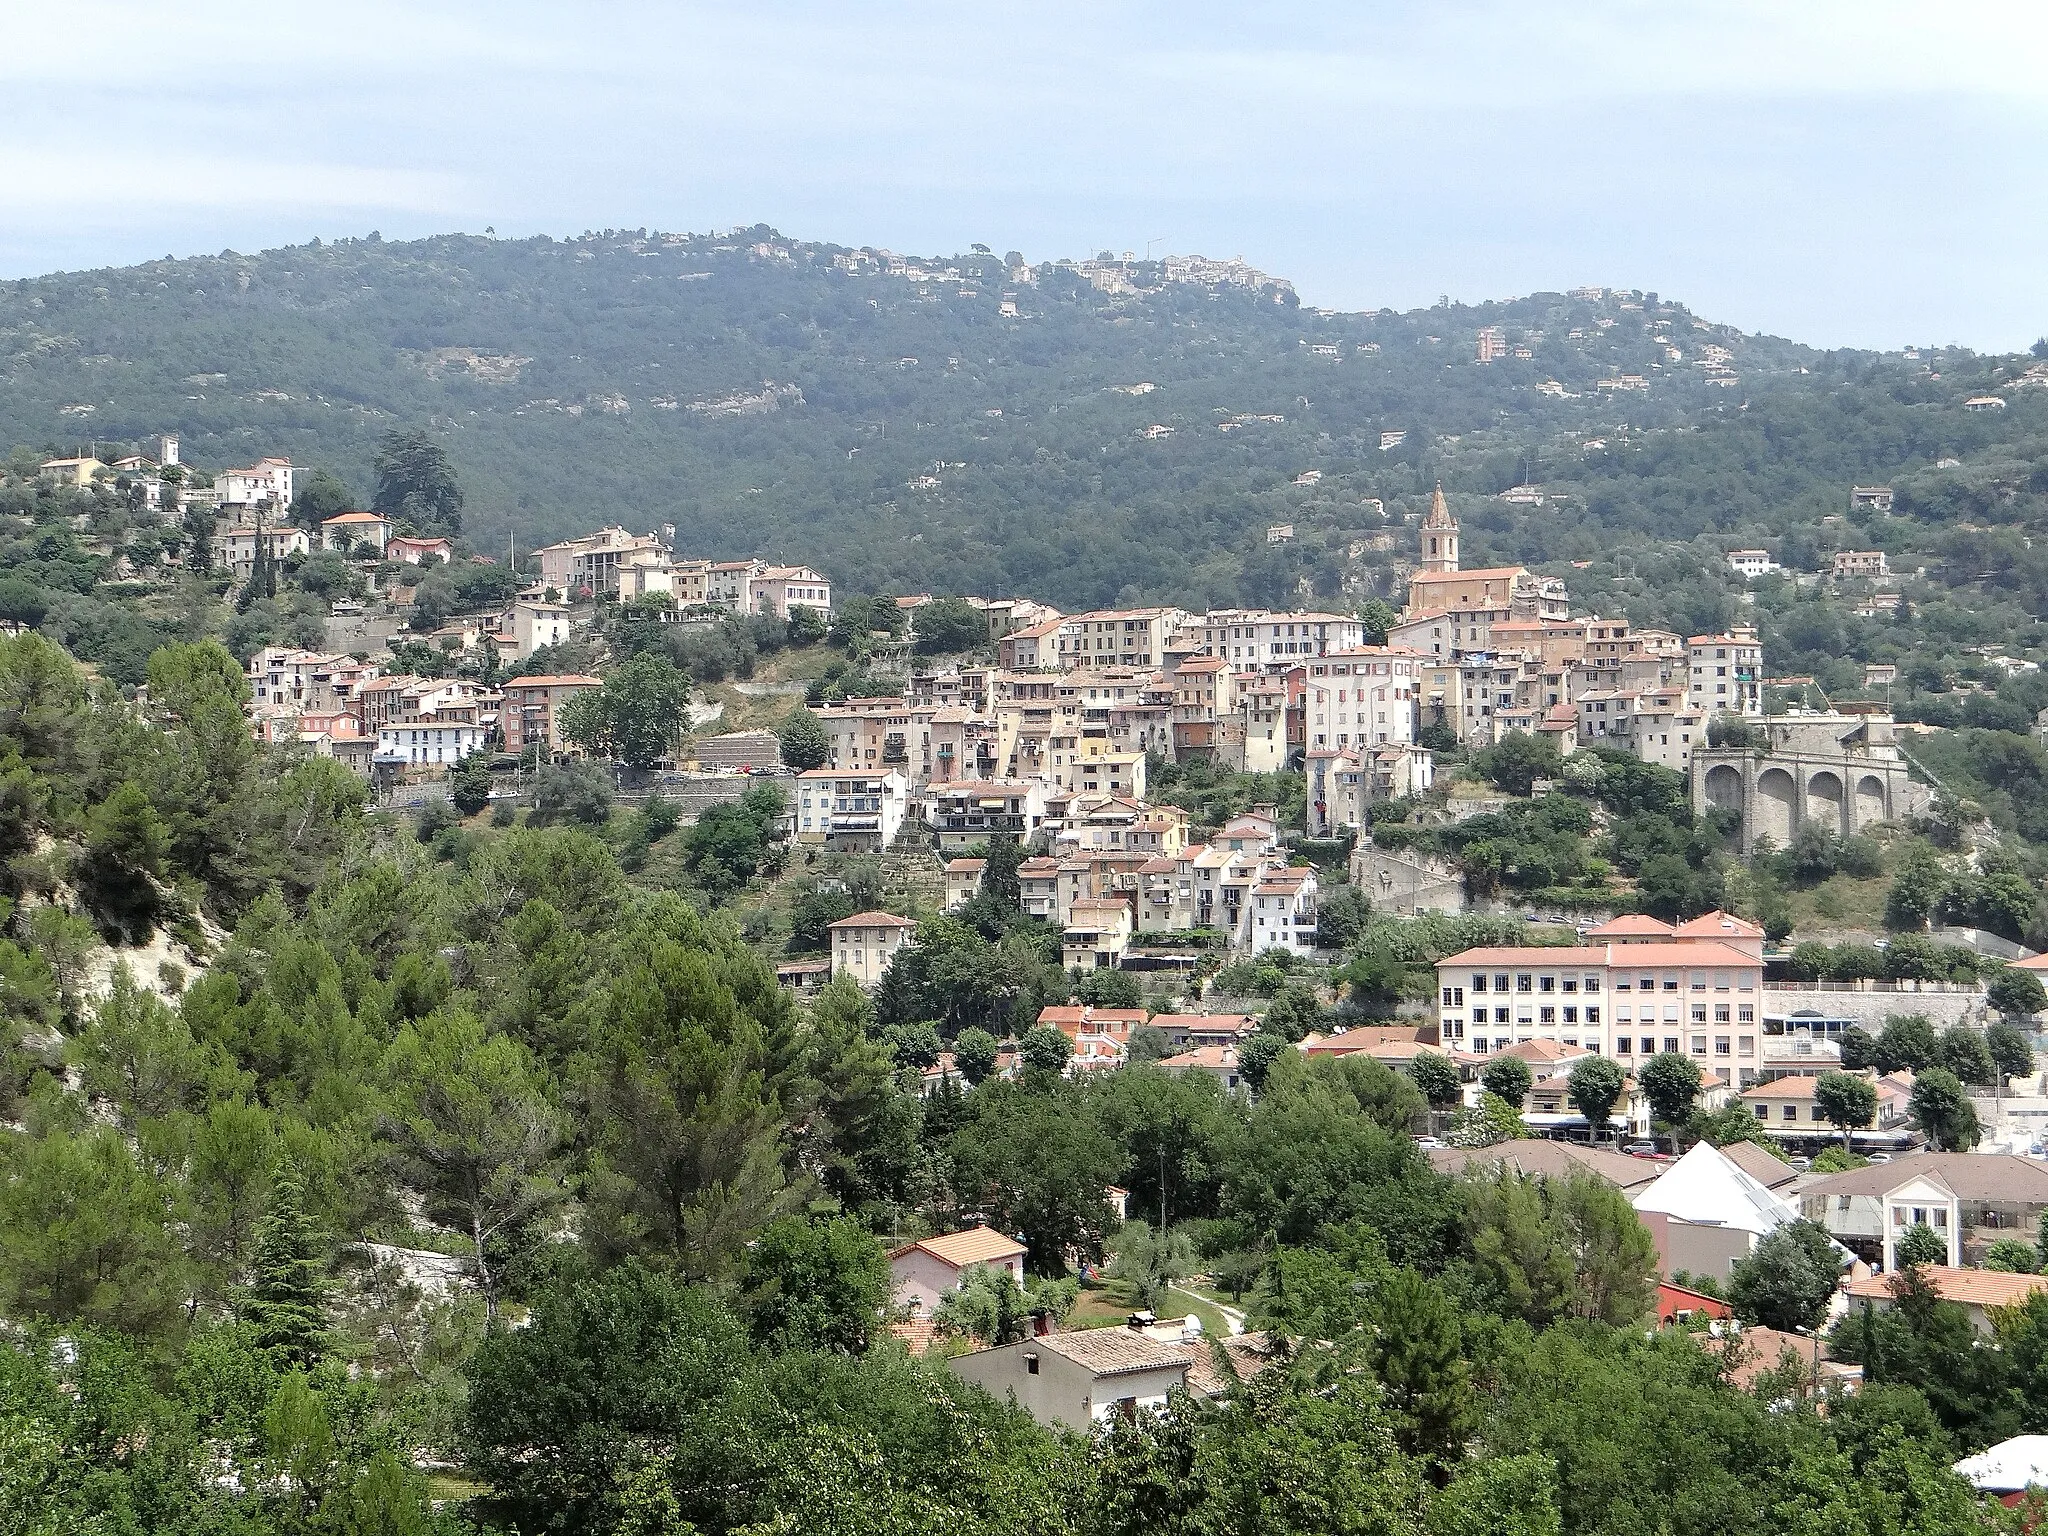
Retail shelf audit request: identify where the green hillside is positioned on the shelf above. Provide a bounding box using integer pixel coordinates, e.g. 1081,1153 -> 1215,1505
9,225 -> 2047,620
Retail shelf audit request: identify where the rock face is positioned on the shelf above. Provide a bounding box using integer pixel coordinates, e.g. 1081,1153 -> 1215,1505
355,1242 -> 475,1301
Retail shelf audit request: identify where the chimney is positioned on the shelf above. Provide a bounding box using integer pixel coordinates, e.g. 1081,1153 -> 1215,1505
1032,1311 -> 1052,1337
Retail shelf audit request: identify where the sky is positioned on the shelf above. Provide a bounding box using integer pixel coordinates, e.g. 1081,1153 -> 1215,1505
6,0 -> 2047,351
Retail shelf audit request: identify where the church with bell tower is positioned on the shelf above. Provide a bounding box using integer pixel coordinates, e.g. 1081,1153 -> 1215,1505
1418,483 -> 1459,574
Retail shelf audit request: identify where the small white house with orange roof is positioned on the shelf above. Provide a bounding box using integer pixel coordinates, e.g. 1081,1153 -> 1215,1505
888,1224 -> 1029,1316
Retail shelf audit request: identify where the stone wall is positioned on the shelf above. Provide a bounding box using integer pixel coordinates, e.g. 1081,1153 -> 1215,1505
1349,841 -> 1467,915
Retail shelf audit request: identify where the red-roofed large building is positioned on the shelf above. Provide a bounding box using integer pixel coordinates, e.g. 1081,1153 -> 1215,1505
1435,932 -> 1765,1083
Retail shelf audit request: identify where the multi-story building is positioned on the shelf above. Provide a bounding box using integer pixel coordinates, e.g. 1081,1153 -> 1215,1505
1726,549 -> 1776,580
1053,608 -> 1188,670
218,524 -> 309,580
1175,610 -> 1367,668
1302,648 -> 1423,751
386,536 -> 454,566
213,457 -> 300,511
535,526 -> 670,596
374,719 -> 487,770
1062,899 -> 1135,970
246,647 -> 379,716
1248,866 -> 1320,957
320,511 -> 391,555
1686,628 -> 1764,718
924,779 -> 1048,850
1832,550 -> 1890,579
750,565 -> 834,619
499,674 -> 603,757
502,600 -> 573,660
794,768 -> 910,852
1433,913 -> 1767,1084
828,912 -> 917,987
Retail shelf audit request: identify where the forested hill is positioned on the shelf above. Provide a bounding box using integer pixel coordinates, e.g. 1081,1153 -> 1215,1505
5,225 -> 2048,610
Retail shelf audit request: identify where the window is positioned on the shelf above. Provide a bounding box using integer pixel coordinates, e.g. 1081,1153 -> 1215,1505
1616,1037 -> 1633,1053
1737,1006 -> 1754,1024
1563,1007 -> 1578,1024
1586,1007 -> 1601,1024
1781,1105 -> 1797,1121
1753,1105 -> 1769,1120
1664,1037 -> 1680,1054
1691,1005 -> 1708,1024
1715,1037 -> 1731,1056
1494,974 -> 1509,992
1657,977 -> 1674,991
1516,975 -> 1533,993
1562,977 -> 1578,994
1025,1352 -> 1040,1375
1641,1038 -> 1657,1056
1690,1036 -> 1707,1056
1539,1007 -> 1556,1024
1538,975 -> 1556,993
1471,974 -> 1489,993
1494,1007 -> 1511,1023
1714,1005 -> 1731,1024
1583,974 -> 1602,993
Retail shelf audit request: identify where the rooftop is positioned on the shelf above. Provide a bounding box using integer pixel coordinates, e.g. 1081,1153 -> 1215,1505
1846,1266 -> 2048,1310
893,1223 -> 1028,1270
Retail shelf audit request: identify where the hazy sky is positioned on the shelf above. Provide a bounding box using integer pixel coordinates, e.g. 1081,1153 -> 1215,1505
7,1 -> 2046,350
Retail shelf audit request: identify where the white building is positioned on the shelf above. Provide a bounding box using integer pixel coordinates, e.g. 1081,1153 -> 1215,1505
924,779 -> 1048,850
505,600 -> 573,660
320,511 -> 392,555
213,457 -> 301,511
1303,648 -> 1422,751
1726,549 -> 1777,580
1686,628 -> 1764,718
217,525 -> 310,580
794,768 -> 909,852
374,720 -> 487,769
1247,866 -> 1320,957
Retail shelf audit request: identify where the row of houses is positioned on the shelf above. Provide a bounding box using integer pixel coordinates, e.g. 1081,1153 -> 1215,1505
530,525 -> 832,619
243,643 -> 603,773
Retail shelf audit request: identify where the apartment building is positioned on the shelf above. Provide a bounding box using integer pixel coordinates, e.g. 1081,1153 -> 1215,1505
246,647 -> 379,715
750,565 -> 833,619
218,524 -> 309,579
1434,917 -> 1766,1084
1248,866 -> 1320,957
1686,629 -> 1764,718
1054,608 -> 1187,670
829,912 -> 917,987
500,674 -> 603,757
1175,610 -> 1367,668
1576,685 -> 1705,772
1302,647 -> 1423,750
794,768 -> 909,852
374,720 -> 487,769
536,526 -> 671,596
924,779 -> 1048,850
213,457 -> 301,511
502,599 -> 573,660
1831,550 -> 1890,579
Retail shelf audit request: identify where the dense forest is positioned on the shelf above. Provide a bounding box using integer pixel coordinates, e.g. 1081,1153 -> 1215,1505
6,225 -> 2048,626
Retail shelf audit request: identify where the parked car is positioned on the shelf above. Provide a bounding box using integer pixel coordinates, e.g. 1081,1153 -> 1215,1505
1413,1136 -> 1445,1151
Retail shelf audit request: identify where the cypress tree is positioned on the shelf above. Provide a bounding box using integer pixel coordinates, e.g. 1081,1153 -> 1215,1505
247,1171 -> 330,1366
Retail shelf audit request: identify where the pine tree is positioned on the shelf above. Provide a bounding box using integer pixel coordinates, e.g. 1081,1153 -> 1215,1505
247,1172 -> 330,1366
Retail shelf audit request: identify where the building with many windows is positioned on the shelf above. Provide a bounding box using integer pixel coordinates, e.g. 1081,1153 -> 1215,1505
1433,913 -> 1766,1084
795,769 -> 910,852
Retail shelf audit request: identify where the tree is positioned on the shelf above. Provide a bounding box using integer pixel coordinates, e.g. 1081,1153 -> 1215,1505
529,760 -> 614,826
380,1009 -> 565,1321
952,1026 -> 1000,1085
288,467 -> 355,528
1074,967 -> 1142,1008
1316,884 -> 1373,949
1107,1220 -> 1196,1311
1370,1266 -> 1474,1471
1897,1222 -> 1948,1268
1909,1068 -> 1981,1151
247,1171 -> 330,1367
1812,1071 -> 1878,1150
1988,1017 -> 2036,1087
934,1262 -> 1033,1343
1446,1091 -> 1525,1148
1838,1025 -> 1877,1071
1237,1031 -> 1287,1091
1933,1025 -> 1994,1087
1983,1238 -> 2039,1273
1637,1051 -> 1702,1148
77,780 -> 169,939
1989,967 -> 2048,1023
561,653 -> 691,769
1475,731 -> 1563,798
1357,597 -> 1399,646
910,596 -> 987,655
1480,1055 -> 1533,1109
1728,1218 -> 1840,1331
776,705 -> 830,770
1884,845 -> 1948,931
463,1260 -> 754,1531
1409,1051 -> 1462,1113
449,753 -> 493,816
372,428 -> 464,533
738,1214 -> 890,1354
1874,1013 -> 1936,1074
1567,1056 -> 1626,1143
1018,1023 -> 1073,1075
